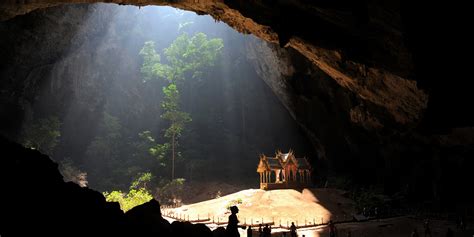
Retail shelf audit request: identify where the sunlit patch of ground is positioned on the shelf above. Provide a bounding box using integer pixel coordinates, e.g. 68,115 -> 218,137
165,188 -> 355,228
164,189 -> 474,237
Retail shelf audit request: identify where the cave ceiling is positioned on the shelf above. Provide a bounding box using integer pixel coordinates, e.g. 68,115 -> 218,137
0,0 -> 471,130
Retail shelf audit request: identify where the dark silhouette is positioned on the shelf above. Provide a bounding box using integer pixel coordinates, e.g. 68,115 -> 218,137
411,228 -> 419,237
424,219 -> 432,237
446,228 -> 454,237
259,224 -> 264,237
227,206 -> 240,237
247,226 -> 253,237
213,227 -> 227,237
290,222 -> 297,237
328,220 -> 337,237
458,216 -> 466,231
263,224 -> 271,237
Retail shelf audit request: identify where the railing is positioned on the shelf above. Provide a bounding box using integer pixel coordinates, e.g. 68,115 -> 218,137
160,206 -> 354,229
161,205 -> 462,229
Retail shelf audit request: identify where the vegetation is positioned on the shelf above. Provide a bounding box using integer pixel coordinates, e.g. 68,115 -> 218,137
225,198 -> 243,210
84,112 -> 126,190
139,33 -> 223,179
22,116 -> 61,155
103,172 -> 154,212
155,178 -> 186,204
100,33 -> 223,205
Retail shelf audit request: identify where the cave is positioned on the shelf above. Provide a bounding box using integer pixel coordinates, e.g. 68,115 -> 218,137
0,1 -> 473,237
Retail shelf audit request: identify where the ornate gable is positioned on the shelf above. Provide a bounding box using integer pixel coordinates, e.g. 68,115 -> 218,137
257,155 -> 270,172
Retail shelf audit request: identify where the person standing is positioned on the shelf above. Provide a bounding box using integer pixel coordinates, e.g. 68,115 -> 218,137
424,219 -> 432,237
247,226 -> 253,237
263,224 -> 271,237
290,222 -> 297,237
227,206 -> 240,237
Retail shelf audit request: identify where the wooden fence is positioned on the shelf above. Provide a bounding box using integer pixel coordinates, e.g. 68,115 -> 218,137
160,206 -> 354,229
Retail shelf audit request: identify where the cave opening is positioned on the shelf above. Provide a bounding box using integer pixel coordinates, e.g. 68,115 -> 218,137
1,3 -> 316,197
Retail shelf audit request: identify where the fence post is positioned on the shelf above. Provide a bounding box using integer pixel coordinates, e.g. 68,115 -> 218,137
313,218 -> 315,225
305,218 -> 306,226
321,217 -> 323,224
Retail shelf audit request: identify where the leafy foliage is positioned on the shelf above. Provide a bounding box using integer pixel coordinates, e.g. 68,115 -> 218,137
155,178 -> 186,204
22,116 -> 61,154
103,172 -> 154,212
103,188 -> 153,212
84,113 -> 126,190
130,172 -> 153,190
140,33 -> 224,83
139,131 -> 170,166
139,41 -> 161,82
139,33 -> 223,179
225,198 -> 243,210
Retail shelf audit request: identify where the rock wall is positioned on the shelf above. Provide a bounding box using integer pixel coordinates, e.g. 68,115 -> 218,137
244,38 -> 474,210
0,135 -> 218,237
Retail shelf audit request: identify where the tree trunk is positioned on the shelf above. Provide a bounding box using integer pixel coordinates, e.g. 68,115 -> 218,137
172,132 -> 175,180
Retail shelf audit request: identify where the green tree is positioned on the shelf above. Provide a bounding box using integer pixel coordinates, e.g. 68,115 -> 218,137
22,116 -> 61,155
139,33 -> 223,179
156,178 -> 186,204
84,112 -> 124,190
139,130 -> 170,166
103,172 -> 154,212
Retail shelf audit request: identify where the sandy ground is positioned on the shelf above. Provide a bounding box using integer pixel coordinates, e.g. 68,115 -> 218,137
164,188 -> 355,226
163,188 -> 473,237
